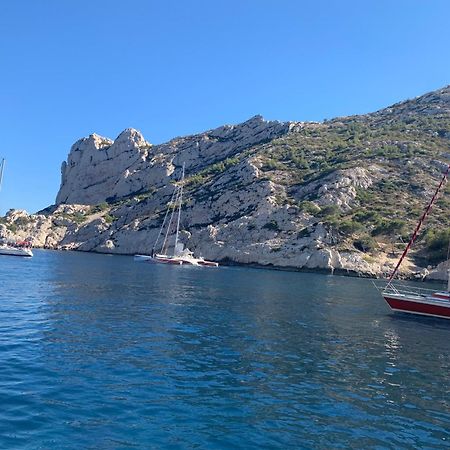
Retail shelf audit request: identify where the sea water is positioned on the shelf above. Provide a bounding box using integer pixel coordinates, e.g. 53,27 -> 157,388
0,250 -> 449,448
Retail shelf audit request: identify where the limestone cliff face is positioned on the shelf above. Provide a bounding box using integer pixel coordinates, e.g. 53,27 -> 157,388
0,165 -> 391,277
56,129 -> 150,205
3,85 -> 450,278
55,116 -> 291,206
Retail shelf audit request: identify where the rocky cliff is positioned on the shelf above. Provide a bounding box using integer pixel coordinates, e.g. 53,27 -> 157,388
56,116 -> 291,205
2,86 -> 450,278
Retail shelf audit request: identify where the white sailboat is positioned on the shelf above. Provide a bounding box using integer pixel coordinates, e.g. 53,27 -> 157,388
134,164 -> 218,267
0,158 -> 33,257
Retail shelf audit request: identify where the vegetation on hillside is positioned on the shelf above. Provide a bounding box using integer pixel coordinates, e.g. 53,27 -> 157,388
2,87 -> 450,268
169,89 -> 450,264
253,107 -> 450,263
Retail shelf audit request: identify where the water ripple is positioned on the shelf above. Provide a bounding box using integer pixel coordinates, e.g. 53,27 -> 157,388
0,250 -> 450,448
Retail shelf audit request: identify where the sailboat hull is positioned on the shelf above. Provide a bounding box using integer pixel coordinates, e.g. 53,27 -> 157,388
0,246 -> 33,257
197,260 -> 219,267
153,256 -> 183,265
134,254 -> 183,265
383,293 -> 450,319
134,254 -> 218,266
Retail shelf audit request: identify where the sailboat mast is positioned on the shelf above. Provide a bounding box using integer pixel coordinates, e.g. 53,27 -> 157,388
174,163 -> 185,256
161,186 -> 180,255
387,164 -> 450,286
153,186 -> 178,256
0,159 -> 5,192
447,269 -> 450,293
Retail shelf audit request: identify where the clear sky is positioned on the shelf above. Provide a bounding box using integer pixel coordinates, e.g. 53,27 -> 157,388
0,0 -> 449,214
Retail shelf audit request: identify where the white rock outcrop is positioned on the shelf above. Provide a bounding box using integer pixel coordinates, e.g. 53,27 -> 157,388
4,106 -> 444,278
427,260 -> 450,281
290,167 -> 377,211
56,116 -> 292,206
56,129 -> 151,205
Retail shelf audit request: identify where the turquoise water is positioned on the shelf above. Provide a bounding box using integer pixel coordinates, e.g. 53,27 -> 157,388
0,250 -> 449,449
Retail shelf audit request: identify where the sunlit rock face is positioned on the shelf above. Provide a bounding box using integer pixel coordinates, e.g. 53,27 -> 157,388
56,129 -> 150,205
4,85 -> 450,277
0,112 -> 388,276
55,116 -> 290,206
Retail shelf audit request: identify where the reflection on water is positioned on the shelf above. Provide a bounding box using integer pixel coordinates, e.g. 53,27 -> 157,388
0,250 -> 450,448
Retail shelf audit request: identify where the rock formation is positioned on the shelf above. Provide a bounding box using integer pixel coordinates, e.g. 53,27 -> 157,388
2,85 -> 450,278
55,116 -> 291,205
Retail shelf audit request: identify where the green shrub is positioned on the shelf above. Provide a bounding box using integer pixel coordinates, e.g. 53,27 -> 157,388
424,229 -> 450,263
372,219 -> 406,236
318,204 -> 340,218
206,157 -> 239,175
261,159 -> 284,171
263,220 -> 281,232
91,202 -> 109,213
299,201 -> 320,215
353,210 -> 380,223
427,230 -> 450,250
353,236 -> 377,252
337,219 -> 364,236
186,174 -> 207,187
72,212 -> 86,224
104,214 -> 115,224
356,187 -> 376,204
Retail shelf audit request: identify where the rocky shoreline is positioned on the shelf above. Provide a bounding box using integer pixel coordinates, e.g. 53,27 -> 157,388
2,86 -> 450,282
14,244 -> 450,284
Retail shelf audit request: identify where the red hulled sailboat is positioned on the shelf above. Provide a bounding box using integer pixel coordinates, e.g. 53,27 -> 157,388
380,164 -> 450,319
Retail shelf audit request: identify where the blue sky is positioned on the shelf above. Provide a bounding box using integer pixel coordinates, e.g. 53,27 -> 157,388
0,0 -> 449,214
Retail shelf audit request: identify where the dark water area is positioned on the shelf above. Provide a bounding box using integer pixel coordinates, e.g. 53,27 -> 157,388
0,250 -> 449,449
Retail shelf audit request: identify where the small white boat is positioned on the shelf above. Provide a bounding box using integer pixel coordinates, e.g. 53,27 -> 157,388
0,244 -> 33,257
134,254 -> 153,262
134,163 -> 218,267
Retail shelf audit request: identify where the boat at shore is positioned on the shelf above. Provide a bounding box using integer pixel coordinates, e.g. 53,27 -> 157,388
377,164 -> 450,319
0,159 -> 33,258
134,164 -> 218,267
0,242 -> 33,257
134,251 -> 219,267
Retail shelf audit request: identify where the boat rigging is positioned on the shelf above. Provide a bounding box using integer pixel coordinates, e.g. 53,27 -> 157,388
377,164 -> 450,319
134,163 -> 218,267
